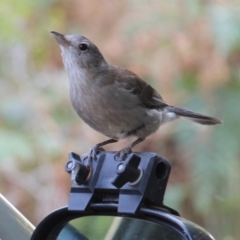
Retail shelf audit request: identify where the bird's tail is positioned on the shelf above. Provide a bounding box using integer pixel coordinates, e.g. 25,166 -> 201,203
167,106 -> 222,125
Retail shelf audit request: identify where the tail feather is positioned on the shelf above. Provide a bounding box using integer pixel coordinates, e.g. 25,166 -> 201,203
167,106 -> 222,125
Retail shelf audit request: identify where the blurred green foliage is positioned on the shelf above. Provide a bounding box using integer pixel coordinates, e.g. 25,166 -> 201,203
0,0 -> 240,239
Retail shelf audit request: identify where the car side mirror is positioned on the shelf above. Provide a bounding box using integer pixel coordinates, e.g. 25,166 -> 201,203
31,152 -> 215,240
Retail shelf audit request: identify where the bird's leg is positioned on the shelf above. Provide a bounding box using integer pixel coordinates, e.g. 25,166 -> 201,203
115,138 -> 144,161
85,138 -> 118,166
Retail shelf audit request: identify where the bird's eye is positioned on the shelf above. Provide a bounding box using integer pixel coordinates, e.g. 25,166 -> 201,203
79,43 -> 89,51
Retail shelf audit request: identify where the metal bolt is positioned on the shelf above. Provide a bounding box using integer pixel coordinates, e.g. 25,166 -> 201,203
117,163 -> 124,171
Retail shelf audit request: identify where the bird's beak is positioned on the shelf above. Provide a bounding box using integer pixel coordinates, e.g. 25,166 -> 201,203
51,31 -> 70,47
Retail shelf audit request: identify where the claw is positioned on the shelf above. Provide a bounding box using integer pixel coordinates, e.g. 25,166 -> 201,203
114,147 -> 132,161
114,138 -> 144,161
83,145 -> 105,166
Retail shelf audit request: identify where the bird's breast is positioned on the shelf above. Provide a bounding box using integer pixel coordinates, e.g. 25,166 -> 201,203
70,83 -> 123,136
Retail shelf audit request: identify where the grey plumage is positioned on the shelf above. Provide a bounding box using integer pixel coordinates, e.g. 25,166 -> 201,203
51,31 -> 222,162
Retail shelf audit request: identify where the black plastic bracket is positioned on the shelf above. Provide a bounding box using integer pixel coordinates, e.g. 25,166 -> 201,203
66,151 -> 171,215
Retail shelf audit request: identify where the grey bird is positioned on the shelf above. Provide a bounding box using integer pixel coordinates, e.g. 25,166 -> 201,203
51,31 -> 222,163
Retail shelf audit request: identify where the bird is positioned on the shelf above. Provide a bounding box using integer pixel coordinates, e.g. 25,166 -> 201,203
51,31 -> 222,164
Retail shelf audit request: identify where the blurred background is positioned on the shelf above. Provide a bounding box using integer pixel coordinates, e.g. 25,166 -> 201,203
0,0 -> 240,239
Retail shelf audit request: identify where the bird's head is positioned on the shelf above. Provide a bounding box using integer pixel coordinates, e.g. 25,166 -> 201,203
51,31 -> 106,71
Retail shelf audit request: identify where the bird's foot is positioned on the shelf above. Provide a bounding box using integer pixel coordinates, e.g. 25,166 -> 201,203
114,147 -> 132,161
83,145 -> 105,166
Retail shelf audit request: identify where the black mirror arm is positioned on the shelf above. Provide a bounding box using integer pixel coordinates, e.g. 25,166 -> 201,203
65,151 -> 175,215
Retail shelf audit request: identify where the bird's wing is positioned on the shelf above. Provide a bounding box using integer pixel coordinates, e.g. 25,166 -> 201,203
140,84 -> 168,109
116,67 -> 168,109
